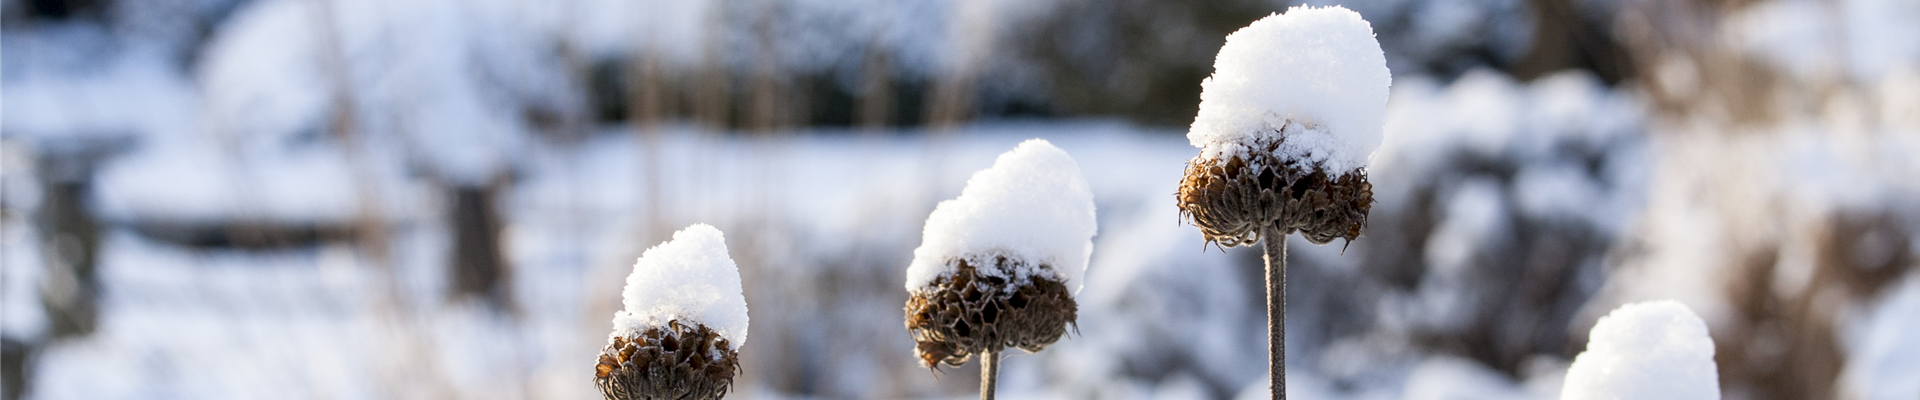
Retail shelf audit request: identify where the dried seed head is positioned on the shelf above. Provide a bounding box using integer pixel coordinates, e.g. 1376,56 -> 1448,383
1177,130 -> 1373,248
595,320 -> 742,400
904,255 -> 1077,368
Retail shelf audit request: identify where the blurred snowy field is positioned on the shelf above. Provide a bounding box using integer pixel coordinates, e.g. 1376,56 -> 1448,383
0,121 -> 1251,399
3,73 -> 1907,400
6,0 -> 1920,399
5,56 -> 1920,400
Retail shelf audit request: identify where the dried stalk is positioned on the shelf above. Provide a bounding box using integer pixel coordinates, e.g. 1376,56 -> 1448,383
1262,226 -> 1286,400
980,348 -> 999,400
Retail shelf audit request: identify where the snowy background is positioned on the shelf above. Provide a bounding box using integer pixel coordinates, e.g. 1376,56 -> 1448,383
3,0 -> 1919,399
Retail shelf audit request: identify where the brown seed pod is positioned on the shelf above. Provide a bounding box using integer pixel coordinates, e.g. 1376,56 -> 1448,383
594,319 -> 742,400
1177,130 -> 1373,248
904,255 -> 1078,368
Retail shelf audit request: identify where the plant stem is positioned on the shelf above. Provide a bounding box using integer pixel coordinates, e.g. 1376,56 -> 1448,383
981,348 -> 999,400
1262,226 -> 1287,400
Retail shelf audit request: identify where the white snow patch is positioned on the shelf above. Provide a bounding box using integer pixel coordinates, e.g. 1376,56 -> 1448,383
1727,0 -> 1920,84
904,138 -> 1097,295
1726,0 -> 1839,81
1840,273 -> 1920,400
1512,163 -> 1603,222
93,141 -> 362,223
564,0 -> 716,63
197,0 -> 328,151
0,23 -> 206,174
1561,300 -> 1720,400
1187,5 -> 1391,175
1884,68 -> 1920,131
1840,0 -> 1920,83
612,224 -> 750,345
1403,356 -> 1531,400
199,0 -> 569,186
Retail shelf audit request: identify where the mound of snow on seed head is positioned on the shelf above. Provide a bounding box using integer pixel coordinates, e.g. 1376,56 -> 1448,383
612,224 -> 750,345
905,139 -> 1097,295
1188,5 -> 1391,175
1561,300 -> 1719,400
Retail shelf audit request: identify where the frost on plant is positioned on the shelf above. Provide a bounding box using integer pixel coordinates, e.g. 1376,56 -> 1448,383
596,224 -> 749,400
903,139 -> 1095,368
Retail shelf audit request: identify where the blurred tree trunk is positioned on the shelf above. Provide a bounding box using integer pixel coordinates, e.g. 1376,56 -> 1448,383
632,53 -> 668,242
36,145 -> 109,340
695,41 -> 732,130
1,337 -> 33,400
446,181 -> 512,310
858,42 -> 895,132
749,1 -> 789,135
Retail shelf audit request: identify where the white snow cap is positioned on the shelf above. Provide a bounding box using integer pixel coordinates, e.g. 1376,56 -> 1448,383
1561,300 -> 1720,400
905,139 -> 1097,295
612,224 -> 750,345
1188,5 -> 1391,175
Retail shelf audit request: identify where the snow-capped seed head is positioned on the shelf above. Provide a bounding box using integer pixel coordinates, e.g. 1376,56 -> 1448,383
1178,6 -> 1387,248
902,139 -> 1091,369
1561,300 -> 1720,400
904,255 -> 1078,368
598,224 -> 749,400
611,223 -> 749,350
904,139 -> 1097,295
595,320 -> 742,400
1177,131 -> 1374,247
1187,5 -> 1390,175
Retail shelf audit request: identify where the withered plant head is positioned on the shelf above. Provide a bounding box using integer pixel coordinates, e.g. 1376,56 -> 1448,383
1177,130 -> 1373,248
904,254 -> 1077,369
595,319 -> 742,400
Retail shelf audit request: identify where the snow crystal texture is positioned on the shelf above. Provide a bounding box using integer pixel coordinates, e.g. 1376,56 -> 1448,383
1188,5 -> 1391,175
613,224 -> 750,345
1561,300 -> 1719,400
905,139 -> 1097,295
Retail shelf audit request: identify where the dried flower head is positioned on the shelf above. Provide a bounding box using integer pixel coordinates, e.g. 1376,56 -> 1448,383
595,319 -> 742,400
1177,127 -> 1373,248
905,254 -> 1078,368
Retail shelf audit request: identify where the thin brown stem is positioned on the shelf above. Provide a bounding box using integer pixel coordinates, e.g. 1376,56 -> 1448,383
1262,227 -> 1287,400
981,348 -> 999,400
